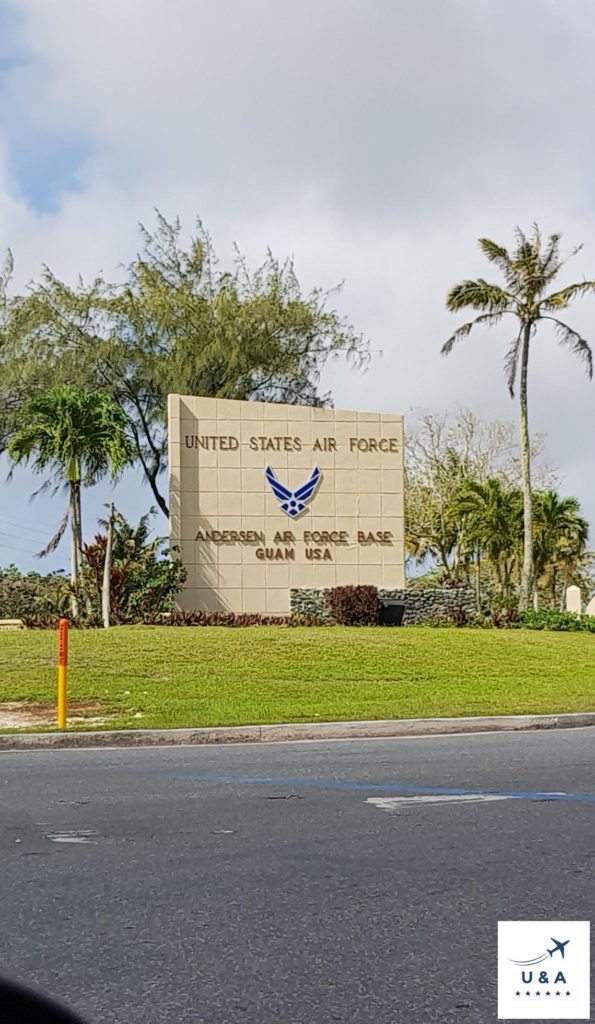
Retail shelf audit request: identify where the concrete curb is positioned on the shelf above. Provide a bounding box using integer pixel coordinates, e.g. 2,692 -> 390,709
1,711 -> 594,751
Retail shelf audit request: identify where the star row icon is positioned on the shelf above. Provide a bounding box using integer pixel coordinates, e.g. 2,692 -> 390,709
515,991 -> 571,997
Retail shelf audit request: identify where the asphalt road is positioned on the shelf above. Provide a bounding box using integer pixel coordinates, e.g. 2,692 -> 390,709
1,728 -> 594,1024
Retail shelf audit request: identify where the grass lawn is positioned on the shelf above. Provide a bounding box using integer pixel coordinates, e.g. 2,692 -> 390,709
0,625 -> 594,732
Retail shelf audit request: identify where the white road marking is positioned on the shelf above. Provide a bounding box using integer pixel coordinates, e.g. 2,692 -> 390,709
45,830 -> 98,844
367,794 -> 512,811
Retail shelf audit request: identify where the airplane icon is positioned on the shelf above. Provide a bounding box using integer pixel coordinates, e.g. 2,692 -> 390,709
548,939 -> 570,959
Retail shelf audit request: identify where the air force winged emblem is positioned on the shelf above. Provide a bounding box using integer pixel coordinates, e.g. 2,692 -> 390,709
265,466 -> 321,518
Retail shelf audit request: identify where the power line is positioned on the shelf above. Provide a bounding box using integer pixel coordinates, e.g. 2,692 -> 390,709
0,531 -> 50,552
0,533 -> 66,561
0,521 -> 69,551
0,519 -> 56,538
0,541 -> 65,562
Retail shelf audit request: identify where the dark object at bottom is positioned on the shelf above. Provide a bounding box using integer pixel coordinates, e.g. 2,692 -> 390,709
0,977 -> 88,1024
379,600 -> 405,626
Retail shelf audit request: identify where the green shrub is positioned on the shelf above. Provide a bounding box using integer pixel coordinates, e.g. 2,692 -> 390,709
81,512 -> 187,624
520,609 -> 595,633
326,585 -> 380,626
467,613 -> 495,629
0,565 -> 71,620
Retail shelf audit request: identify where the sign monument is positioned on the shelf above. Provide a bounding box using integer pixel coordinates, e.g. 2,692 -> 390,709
168,395 -> 405,614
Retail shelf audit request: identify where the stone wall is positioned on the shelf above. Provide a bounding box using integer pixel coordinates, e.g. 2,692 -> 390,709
290,587 -> 476,624
290,588 -> 334,622
379,588 -> 476,624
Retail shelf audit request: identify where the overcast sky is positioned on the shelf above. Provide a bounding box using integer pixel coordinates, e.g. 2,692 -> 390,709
1,0 -> 595,571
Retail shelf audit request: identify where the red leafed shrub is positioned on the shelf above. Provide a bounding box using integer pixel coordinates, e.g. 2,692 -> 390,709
157,610 -> 294,627
22,616 -> 94,630
326,585 -> 380,626
159,611 -> 330,627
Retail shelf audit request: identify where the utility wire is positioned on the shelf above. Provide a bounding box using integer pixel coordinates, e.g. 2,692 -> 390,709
0,541 -> 65,562
0,519 -> 58,538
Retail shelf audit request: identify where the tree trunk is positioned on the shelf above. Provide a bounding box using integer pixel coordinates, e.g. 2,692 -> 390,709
475,549 -> 481,612
518,323 -> 534,611
69,482 -> 80,619
438,542 -> 451,580
136,444 -> 169,517
72,478 -> 93,618
73,480 -> 83,565
503,562 -> 511,607
102,503 -> 115,629
147,468 -> 169,518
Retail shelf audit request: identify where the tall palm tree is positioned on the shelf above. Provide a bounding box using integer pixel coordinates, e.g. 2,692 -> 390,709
8,386 -> 133,615
442,226 -> 595,610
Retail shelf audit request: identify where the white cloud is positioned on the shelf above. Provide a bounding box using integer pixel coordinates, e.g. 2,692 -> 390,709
2,0 -> 595,567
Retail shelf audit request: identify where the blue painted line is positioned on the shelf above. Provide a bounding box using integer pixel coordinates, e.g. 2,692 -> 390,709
149,771 -> 595,804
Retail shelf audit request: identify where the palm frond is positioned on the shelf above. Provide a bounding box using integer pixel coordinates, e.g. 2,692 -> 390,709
37,505 -> 69,557
512,226 -> 532,266
510,226 -> 582,300
503,329 -> 523,397
511,225 -> 545,295
542,317 -> 593,378
544,239 -> 583,283
540,281 -> 595,312
441,312 -> 504,355
477,239 -> 516,286
31,478 -> 64,500
446,279 -> 513,313
530,222 -> 542,252
541,233 -> 563,281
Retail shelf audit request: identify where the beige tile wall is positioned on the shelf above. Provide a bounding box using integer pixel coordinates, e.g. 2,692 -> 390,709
169,395 -> 405,614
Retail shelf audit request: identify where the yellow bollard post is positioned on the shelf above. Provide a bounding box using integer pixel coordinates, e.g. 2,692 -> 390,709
57,618 -> 69,729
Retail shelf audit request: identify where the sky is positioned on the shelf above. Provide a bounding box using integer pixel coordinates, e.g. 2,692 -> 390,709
1,0 -> 595,572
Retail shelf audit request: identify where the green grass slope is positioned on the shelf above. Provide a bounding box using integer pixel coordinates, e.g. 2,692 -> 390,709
0,626 -> 593,732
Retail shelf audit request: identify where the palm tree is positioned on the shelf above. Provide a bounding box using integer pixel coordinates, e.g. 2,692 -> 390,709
532,491 -> 589,608
96,506 -> 163,563
442,226 -> 595,611
457,478 -> 523,608
8,386 -> 133,615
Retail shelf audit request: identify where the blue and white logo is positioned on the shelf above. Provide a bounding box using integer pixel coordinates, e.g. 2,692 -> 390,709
498,920 -> 590,1020
265,466 -> 321,518
509,937 -> 570,966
